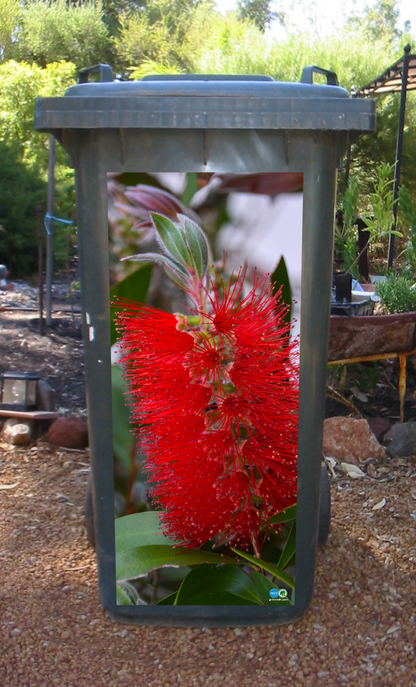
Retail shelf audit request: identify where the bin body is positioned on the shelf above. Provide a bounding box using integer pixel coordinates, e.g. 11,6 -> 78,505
35,70 -> 375,626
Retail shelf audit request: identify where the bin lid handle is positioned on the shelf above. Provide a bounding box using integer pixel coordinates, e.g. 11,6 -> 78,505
300,66 -> 339,86
78,64 -> 113,84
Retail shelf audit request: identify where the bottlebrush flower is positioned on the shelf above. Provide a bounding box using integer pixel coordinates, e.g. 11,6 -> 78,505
114,213 -> 299,556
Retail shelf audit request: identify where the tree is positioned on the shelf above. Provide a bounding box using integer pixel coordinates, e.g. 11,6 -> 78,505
236,0 -> 284,32
15,0 -> 112,70
114,0 -> 210,74
0,60 -> 76,168
0,61 -> 77,275
0,0 -> 22,62
346,0 -> 401,42
0,141 -> 47,276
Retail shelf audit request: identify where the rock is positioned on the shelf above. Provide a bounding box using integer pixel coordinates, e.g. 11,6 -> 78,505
322,417 -> 387,463
37,380 -> 55,412
2,418 -> 34,445
46,416 -> 88,449
384,422 -> 416,457
367,416 -> 391,443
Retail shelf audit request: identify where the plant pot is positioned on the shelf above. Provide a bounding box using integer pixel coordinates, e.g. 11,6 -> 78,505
332,270 -> 352,304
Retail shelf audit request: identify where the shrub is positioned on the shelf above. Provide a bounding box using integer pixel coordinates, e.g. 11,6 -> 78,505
375,272 -> 416,314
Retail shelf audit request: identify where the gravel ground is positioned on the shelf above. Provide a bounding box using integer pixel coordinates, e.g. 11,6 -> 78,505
1,285 -> 416,685
1,441 -> 416,686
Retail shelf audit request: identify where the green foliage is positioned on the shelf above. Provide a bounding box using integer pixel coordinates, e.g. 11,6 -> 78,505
342,90 -> 416,209
346,0 -> 402,43
195,19 -> 397,86
0,0 -> 22,62
111,364 -> 135,474
0,60 -> 77,275
398,185 -> 416,275
115,511 -> 176,553
375,271 -> 416,313
336,163 -> 404,275
173,563 -> 279,605
115,511 -> 239,582
232,546 -> 295,589
0,141 -> 46,276
181,172 -> 199,207
115,509 -> 295,605
361,162 -> 401,244
114,0 -> 208,74
15,0 -> 111,70
271,255 -> 292,326
116,580 -> 145,605
335,176 -> 359,276
0,60 -> 76,168
110,265 -> 153,345
125,212 -> 210,296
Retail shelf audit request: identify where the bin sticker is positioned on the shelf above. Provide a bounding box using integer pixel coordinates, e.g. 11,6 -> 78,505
109,172 -> 302,607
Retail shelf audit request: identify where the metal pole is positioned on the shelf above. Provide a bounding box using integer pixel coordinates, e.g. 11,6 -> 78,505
387,44 -> 411,270
36,203 -> 44,335
45,134 -> 55,326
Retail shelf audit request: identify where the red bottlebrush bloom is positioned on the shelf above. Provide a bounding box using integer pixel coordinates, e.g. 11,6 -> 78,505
115,213 -> 299,556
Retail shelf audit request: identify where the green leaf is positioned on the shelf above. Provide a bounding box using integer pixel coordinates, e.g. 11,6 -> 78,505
121,251 -> 188,276
269,503 -> 297,524
180,216 -> 209,275
174,564 -> 265,605
182,219 -> 204,278
116,545 -> 238,582
162,265 -> 193,293
156,591 -> 178,605
115,511 -> 176,554
109,264 -> 152,346
277,521 -> 296,571
151,212 -> 191,267
271,255 -> 292,325
251,571 -> 291,606
116,581 -> 145,605
121,251 -> 192,292
181,173 -> 199,207
231,548 -> 295,589
111,364 -> 134,474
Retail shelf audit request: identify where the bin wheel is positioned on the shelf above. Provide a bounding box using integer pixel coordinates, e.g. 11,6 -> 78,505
318,463 -> 331,547
84,472 -> 96,549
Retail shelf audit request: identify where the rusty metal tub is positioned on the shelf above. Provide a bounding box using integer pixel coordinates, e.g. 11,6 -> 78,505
327,312 -> 416,422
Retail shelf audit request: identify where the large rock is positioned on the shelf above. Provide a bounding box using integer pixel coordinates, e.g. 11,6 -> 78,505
384,422 -> 416,457
46,416 -> 88,450
323,417 -> 387,463
2,418 -> 34,446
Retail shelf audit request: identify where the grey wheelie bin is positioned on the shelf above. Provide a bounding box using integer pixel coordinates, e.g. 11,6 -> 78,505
34,64 -> 375,627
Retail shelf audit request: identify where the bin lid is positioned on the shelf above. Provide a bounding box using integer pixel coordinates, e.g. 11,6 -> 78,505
35,69 -> 375,133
